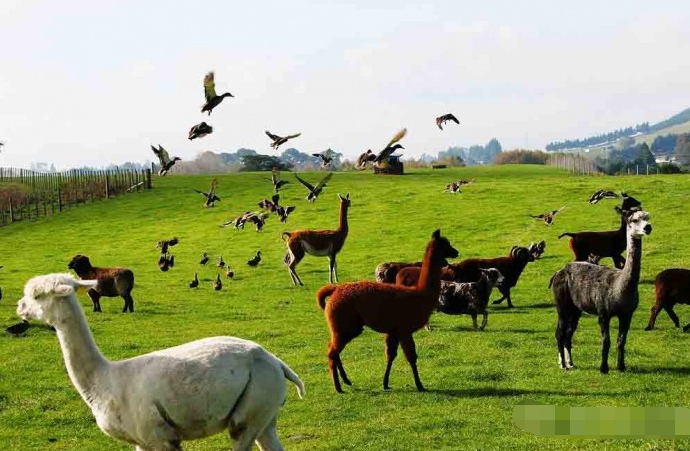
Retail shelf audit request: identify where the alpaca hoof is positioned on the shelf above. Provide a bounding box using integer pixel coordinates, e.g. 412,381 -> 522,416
384,385 -> 391,390
644,326 -> 653,331
683,325 -> 690,332
416,385 -> 427,392
600,366 -> 609,374
492,300 -> 502,305
342,378 -> 352,386
618,365 -> 626,372
335,386 -> 345,394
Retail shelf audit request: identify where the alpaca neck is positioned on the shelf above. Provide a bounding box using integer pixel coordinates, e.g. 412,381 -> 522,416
338,204 -> 349,233
620,231 -> 642,286
54,296 -> 109,406
416,242 -> 442,299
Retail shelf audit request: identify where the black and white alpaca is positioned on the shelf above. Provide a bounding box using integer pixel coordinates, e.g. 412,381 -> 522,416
551,209 -> 652,373
436,268 -> 504,331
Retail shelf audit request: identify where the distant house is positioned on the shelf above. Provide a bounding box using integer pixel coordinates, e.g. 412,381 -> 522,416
374,154 -> 404,175
655,155 -> 679,165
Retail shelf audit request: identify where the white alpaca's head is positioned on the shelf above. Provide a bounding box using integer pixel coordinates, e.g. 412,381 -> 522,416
626,210 -> 652,238
16,273 -> 97,324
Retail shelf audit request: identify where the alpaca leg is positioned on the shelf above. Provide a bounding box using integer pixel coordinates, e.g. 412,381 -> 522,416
88,289 -> 102,312
286,244 -> 304,286
123,293 -> 134,313
505,290 -> 514,308
327,339 -> 346,393
598,316 -> 611,374
616,314 -> 632,371
479,312 -> 488,331
328,255 -> 335,284
664,305 -> 681,329
399,335 -> 425,391
645,304 -> 663,330
556,316 -> 568,369
471,313 -> 478,330
255,416 -> 285,451
564,312 -> 581,369
383,334 -> 400,390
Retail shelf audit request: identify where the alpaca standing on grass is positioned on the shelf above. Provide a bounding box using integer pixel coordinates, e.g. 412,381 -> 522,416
16,273 -> 304,451
283,194 -> 350,285
317,230 -> 459,393
551,209 -> 652,373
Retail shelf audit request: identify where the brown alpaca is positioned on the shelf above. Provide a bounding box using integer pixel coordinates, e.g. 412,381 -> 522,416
283,193 -> 350,285
316,230 -> 459,393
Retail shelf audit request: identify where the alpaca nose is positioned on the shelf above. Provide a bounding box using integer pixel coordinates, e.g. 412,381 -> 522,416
644,224 -> 652,234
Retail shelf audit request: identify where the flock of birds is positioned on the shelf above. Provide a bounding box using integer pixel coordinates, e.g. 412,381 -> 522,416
147,71 -> 461,177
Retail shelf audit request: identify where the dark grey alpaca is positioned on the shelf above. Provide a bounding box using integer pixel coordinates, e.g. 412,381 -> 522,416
551,209 -> 652,374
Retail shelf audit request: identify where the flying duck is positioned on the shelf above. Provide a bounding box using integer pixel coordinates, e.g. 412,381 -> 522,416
271,167 -> 290,191
374,128 -> 407,163
530,206 -> 566,226
188,122 -> 213,140
588,190 -> 619,204
194,178 -> 221,207
312,151 -> 334,167
265,130 -> 301,150
356,149 -> 376,169
201,71 -> 233,115
294,172 -> 333,202
151,145 -> 181,176
436,113 -> 460,130
156,237 -> 179,255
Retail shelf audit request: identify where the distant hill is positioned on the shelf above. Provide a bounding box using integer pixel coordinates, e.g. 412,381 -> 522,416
546,106 -> 690,152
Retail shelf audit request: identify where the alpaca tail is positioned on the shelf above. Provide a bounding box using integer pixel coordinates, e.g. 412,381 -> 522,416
548,272 -> 558,289
279,358 -> 306,399
281,232 -> 292,242
317,285 -> 336,310
558,232 -> 575,239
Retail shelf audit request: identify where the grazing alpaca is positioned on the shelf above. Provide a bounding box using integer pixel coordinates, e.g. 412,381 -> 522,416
559,207 -> 629,268
283,194 -> 350,285
16,273 -> 304,451
67,255 -> 135,313
316,230 -> 459,392
645,268 -> 690,331
395,245 -> 535,308
551,209 -> 652,373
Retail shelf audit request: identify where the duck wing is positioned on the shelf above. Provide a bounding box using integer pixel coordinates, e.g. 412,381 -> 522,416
152,145 -> 171,165
314,172 -> 333,191
265,130 -> 281,142
294,173 -> 315,191
286,133 -> 301,140
204,71 -> 217,102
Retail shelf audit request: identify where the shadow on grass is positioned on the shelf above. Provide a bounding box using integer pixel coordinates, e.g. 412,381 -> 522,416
631,366 -> 690,376
426,387 -> 620,398
526,302 -> 556,309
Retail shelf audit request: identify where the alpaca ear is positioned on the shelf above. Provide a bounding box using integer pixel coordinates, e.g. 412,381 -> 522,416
614,206 -> 623,215
54,284 -> 75,297
432,229 -> 441,239
346,193 -> 350,199
338,193 -> 344,200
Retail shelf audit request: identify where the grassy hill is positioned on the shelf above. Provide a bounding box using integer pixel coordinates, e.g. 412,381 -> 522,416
2,166 -> 690,450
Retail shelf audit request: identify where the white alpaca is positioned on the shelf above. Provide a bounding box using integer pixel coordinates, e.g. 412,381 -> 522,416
16,273 -> 305,451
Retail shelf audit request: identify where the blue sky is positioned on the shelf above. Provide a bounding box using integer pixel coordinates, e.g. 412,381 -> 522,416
1,0 -> 689,169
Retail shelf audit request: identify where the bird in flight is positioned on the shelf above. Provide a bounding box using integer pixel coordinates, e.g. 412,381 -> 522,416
265,130 -> 301,150
530,206 -> 566,226
194,178 -> 221,207
271,167 -> 290,192
188,122 -> 213,140
374,128 -> 407,163
356,149 -> 376,169
294,172 -> 333,202
151,145 -> 181,176
436,113 -> 460,130
588,190 -> 619,204
201,71 -> 233,115
312,150 -> 334,167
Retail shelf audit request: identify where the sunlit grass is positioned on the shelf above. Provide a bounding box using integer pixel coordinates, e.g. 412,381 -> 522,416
1,165 -> 690,450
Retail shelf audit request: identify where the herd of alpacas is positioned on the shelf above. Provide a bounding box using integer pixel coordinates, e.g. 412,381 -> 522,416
9,185 -> 690,451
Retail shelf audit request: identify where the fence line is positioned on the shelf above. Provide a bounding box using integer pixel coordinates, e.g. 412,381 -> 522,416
0,167 -> 152,227
546,153 -> 600,175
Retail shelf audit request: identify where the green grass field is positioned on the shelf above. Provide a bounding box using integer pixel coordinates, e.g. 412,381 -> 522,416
2,165 -> 690,450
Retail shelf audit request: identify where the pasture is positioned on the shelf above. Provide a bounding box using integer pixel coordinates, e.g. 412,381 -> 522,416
2,164 -> 690,450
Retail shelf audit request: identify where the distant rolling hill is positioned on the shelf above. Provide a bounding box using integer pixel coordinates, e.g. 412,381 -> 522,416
548,106 -> 690,154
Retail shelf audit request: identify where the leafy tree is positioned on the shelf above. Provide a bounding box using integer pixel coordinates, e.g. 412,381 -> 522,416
240,154 -> 293,172
635,143 -> 655,166
484,138 -> 502,162
674,133 -> 690,165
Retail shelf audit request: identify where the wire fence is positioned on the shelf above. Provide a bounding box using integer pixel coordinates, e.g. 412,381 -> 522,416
0,167 -> 152,227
